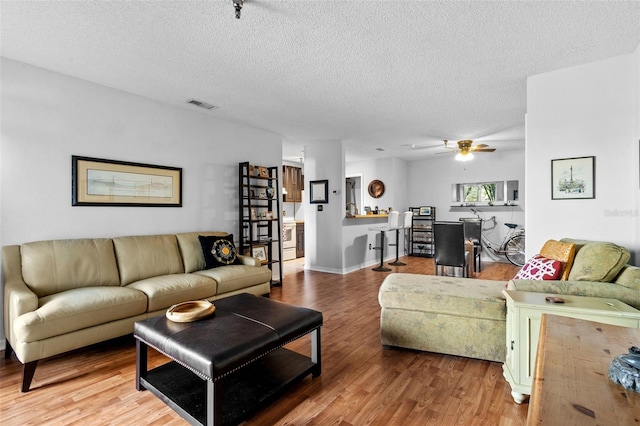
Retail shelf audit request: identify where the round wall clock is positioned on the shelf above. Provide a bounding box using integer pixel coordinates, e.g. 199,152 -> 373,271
368,180 -> 385,198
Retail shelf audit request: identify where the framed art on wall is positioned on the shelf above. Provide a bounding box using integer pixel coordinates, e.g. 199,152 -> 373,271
310,179 -> 329,204
72,156 -> 182,206
551,156 -> 595,200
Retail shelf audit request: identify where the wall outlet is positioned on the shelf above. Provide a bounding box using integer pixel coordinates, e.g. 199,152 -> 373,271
369,243 -> 372,250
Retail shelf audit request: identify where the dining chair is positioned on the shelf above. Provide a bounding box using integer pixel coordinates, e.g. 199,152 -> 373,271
433,221 -> 470,277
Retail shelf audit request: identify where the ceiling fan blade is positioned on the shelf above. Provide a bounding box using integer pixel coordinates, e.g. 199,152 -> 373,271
473,143 -> 489,149
474,148 -> 496,152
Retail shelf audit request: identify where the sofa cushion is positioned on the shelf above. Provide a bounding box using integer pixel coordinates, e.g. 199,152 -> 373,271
539,239 -> 576,280
614,265 -> 640,291
113,234 -> 184,285
126,273 -> 218,312
13,287 -> 147,342
568,242 -> 630,282
176,231 -> 230,273
20,239 -> 120,297
195,265 -> 272,294
378,273 -> 506,321
514,255 -> 563,280
198,235 -> 240,269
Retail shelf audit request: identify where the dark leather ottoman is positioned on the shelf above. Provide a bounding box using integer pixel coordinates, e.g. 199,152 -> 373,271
134,293 -> 322,425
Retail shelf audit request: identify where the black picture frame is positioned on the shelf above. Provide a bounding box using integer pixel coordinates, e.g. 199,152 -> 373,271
551,156 -> 595,200
309,179 -> 329,204
72,155 -> 182,207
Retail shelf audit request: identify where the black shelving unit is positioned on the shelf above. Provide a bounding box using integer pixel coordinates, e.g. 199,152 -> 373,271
239,162 -> 282,286
409,206 -> 436,257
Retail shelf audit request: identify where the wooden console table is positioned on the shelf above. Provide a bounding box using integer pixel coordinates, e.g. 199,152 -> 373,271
527,314 -> 640,425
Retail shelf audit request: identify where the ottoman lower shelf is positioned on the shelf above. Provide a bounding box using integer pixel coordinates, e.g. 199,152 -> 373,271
141,347 -> 316,426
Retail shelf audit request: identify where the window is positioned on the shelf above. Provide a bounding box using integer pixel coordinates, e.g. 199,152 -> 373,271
452,181 -> 517,205
463,183 -> 496,203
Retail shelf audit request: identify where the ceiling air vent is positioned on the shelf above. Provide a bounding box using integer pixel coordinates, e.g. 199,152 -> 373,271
186,99 -> 218,110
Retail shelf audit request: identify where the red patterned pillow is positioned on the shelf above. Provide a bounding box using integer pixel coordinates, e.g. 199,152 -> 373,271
514,255 -> 563,280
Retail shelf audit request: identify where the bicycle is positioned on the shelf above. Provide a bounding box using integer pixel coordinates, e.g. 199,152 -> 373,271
470,209 -> 525,266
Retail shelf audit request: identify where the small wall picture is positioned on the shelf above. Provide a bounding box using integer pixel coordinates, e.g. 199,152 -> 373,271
252,245 -> 268,264
419,206 -> 431,216
310,179 -> 329,204
551,156 -> 595,200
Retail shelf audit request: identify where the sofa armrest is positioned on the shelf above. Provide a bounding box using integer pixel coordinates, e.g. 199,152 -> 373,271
507,279 -> 640,310
237,255 -> 261,267
3,245 -> 38,340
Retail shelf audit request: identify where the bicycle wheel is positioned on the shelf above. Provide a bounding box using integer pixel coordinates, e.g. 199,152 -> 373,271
505,233 -> 525,266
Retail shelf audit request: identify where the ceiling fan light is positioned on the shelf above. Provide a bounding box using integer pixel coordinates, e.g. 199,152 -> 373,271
455,152 -> 474,162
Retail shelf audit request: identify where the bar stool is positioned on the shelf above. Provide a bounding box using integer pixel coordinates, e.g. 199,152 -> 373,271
369,211 -> 400,272
389,211 -> 413,266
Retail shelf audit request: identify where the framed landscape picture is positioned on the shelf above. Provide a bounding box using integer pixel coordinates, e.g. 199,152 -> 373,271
551,156 -> 595,200
72,156 -> 182,206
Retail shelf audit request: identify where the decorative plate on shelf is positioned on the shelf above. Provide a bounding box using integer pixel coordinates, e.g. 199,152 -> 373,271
368,180 -> 385,198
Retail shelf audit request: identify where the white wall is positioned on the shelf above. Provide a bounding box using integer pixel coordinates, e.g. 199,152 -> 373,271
526,49 -> 640,262
408,149 -> 526,261
302,140 -> 345,273
0,58 -> 283,344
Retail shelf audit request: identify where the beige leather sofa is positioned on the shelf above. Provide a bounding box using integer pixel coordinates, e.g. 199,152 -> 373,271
379,239 -> 640,362
3,231 -> 272,391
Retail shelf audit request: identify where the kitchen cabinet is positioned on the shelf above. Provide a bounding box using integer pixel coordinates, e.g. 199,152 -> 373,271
283,165 -> 303,203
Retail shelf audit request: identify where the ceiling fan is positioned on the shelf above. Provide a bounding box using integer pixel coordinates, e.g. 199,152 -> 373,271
441,139 -> 496,161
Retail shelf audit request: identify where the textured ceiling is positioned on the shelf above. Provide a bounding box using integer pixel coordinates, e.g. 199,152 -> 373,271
2,1 -> 639,162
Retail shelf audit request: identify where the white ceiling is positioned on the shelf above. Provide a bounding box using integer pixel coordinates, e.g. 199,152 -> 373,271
2,1 -> 639,162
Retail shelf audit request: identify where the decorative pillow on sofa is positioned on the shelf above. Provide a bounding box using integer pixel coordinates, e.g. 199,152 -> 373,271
514,255 -> 563,280
198,235 -> 240,269
539,239 -> 576,281
568,242 -> 630,282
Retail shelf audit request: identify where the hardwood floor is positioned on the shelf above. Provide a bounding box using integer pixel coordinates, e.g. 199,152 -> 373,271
0,257 -> 527,425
